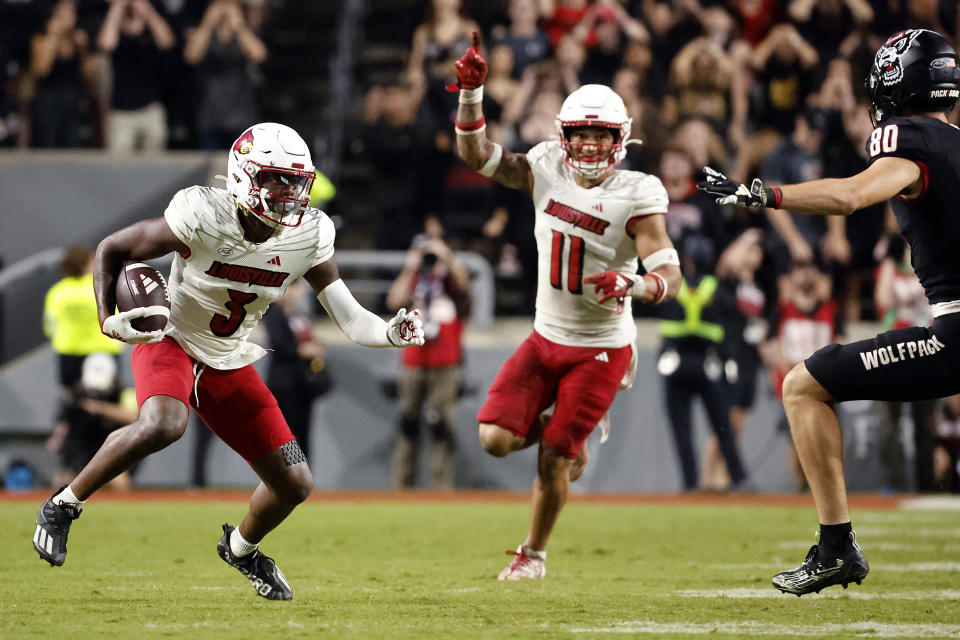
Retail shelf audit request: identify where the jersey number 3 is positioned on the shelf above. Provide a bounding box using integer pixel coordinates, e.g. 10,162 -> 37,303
211,289 -> 258,337
550,230 -> 584,294
869,124 -> 899,157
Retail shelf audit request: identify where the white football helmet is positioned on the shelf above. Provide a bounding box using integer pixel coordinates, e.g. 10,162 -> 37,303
555,84 -> 633,179
226,122 -> 316,228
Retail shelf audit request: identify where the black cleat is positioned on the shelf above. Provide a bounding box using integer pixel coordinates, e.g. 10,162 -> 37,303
772,531 -> 869,596
33,486 -> 82,567
217,523 -> 293,601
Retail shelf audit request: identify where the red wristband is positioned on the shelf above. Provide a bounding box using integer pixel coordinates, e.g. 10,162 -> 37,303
770,186 -> 783,209
454,116 -> 485,132
648,272 -> 667,304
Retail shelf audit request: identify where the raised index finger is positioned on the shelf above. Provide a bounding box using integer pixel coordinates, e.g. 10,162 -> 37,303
471,30 -> 480,51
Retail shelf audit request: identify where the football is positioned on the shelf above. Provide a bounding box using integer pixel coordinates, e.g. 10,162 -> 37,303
116,261 -> 170,332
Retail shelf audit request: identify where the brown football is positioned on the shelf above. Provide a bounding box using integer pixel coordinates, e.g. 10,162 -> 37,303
115,261 -> 170,332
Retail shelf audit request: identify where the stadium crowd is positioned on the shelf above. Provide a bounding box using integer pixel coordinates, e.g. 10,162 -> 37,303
4,0 -> 960,492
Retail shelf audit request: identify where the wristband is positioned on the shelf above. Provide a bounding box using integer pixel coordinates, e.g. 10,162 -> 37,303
642,248 -> 680,273
459,86 -> 483,104
478,142 -> 502,177
629,273 -> 646,299
770,186 -> 783,209
455,116 -> 486,134
647,272 -> 668,304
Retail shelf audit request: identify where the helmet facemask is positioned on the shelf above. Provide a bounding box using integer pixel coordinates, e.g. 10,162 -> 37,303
559,125 -> 624,179
249,165 -> 315,228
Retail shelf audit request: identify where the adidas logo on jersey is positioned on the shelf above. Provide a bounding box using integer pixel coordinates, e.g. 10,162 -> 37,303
139,274 -> 158,295
592,203 -> 603,212
594,351 -> 609,363
268,256 -> 281,266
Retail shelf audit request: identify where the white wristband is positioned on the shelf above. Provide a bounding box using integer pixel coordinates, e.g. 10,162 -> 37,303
642,248 -> 680,273
459,86 -> 483,104
629,273 -> 646,299
478,143 -> 503,177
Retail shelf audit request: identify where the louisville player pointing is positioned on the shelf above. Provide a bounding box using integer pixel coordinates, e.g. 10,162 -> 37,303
32,122 -> 424,600
451,32 -> 681,579
699,29 -> 960,596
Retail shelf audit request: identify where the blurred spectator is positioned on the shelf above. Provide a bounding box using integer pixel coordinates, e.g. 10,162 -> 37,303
873,235 -> 937,493
664,36 -> 747,143
28,0 -> 97,147
386,236 -> 471,489
730,0 -> 785,46
97,0 -> 175,153
749,23 -> 819,138
760,108 -> 837,273
541,0 -> 592,48
405,0 -> 479,132
184,0 -> 266,150
702,228 -> 772,491
789,0 -> 874,62
47,352 -> 138,490
490,0 -> 551,79
762,257 -> 844,492
571,1 -> 649,87
363,79 -> 426,249
264,279 -> 332,462
934,394 -> 960,492
656,146 -> 750,492
43,244 -> 124,389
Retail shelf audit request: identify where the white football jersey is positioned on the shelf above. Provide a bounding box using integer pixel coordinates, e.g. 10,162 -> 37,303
163,186 -> 335,369
527,141 -> 668,348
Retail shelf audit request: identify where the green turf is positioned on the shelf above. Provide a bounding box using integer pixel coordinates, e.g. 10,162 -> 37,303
2,498 -> 959,639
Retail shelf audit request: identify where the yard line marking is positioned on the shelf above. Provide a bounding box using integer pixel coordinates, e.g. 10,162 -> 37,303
775,541 -> 960,552
570,620 -> 960,637
674,588 -> 960,600
708,562 -> 960,571
855,526 -> 960,537
901,496 -> 960,511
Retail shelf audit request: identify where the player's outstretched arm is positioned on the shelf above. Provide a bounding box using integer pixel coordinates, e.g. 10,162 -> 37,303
698,157 -> 921,216
305,260 -> 424,348
94,217 -> 187,336
451,31 -> 533,194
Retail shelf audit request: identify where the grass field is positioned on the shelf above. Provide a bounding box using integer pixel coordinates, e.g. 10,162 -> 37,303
2,491 -> 959,639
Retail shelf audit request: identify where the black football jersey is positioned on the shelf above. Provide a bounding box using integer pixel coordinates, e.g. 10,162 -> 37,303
866,116 -> 960,304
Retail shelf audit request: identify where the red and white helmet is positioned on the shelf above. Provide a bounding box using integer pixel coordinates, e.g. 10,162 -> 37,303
226,123 -> 316,228
555,84 -> 633,178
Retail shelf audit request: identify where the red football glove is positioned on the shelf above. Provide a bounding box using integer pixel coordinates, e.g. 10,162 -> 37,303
446,31 -> 487,92
584,271 -> 641,314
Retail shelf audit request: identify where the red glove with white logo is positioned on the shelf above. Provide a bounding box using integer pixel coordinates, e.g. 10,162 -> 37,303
447,31 -> 487,92
584,271 -> 642,314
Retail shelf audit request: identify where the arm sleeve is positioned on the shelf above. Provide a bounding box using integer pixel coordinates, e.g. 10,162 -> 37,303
316,279 -> 392,348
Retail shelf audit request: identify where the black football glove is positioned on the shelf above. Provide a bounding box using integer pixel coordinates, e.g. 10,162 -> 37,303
697,166 -> 781,209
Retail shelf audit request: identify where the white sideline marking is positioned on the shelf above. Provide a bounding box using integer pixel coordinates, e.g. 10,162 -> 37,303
570,621 -> 960,637
709,562 -> 960,572
674,588 -> 960,601
901,496 -> 960,511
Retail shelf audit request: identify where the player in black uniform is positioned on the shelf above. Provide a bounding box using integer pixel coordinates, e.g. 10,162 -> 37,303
697,28 -> 960,596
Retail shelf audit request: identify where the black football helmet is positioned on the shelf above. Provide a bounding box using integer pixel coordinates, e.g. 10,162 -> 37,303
867,29 -> 960,125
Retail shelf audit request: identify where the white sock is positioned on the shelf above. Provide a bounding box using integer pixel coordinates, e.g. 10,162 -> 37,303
52,485 -> 84,508
230,527 -> 258,557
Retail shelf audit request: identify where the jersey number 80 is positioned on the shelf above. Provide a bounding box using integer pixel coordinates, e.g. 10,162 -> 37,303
869,124 -> 899,157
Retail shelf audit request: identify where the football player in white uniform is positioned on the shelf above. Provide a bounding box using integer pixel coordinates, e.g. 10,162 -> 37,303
452,33 -> 681,580
32,123 -> 424,600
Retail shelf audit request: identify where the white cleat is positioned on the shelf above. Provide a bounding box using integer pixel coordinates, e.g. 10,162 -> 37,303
497,545 -> 546,580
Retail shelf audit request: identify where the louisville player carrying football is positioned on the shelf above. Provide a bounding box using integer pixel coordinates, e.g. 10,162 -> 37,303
31,122 -> 425,600
699,29 -> 960,596
451,33 -> 681,580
